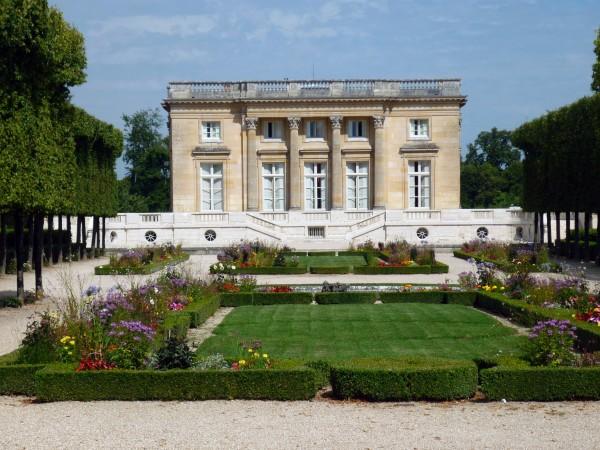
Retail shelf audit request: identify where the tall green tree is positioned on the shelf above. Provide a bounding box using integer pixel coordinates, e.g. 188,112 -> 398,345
592,28 -> 600,93
119,109 -> 170,212
461,128 -> 523,208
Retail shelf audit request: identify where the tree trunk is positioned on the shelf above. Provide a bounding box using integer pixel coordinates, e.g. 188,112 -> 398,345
57,214 -> 63,263
90,216 -> 97,259
555,211 -> 561,253
565,212 -> 571,258
75,215 -> 81,260
539,211 -> 545,245
584,212 -> 591,261
26,214 -> 34,266
0,213 -> 6,275
546,211 -> 552,247
48,214 -> 54,265
81,216 -> 87,260
574,212 -> 581,260
533,212 -> 539,244
14,210 -> 25,301
66,215 -> 71,261
33,212 -> 44,298
102,216 -> 106,252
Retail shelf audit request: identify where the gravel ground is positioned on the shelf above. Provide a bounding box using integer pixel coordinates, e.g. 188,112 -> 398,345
1,396 -> 599,449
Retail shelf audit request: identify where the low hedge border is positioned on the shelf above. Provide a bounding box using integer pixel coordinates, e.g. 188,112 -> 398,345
184,294 -> 221,328
380,291 -> 446,304
35,363 -> 319,401
94,254 -> 190,275
330,358 -> 478,401
480,363 -> 600,401
219,292 -> 313,307
475,292 -> 600,351
233,266 -> 307,275
309,266 -> 351,274
0,363 -> 46,395
314,292 -> 376,304
353,265 -> 431,275
453,250 -> 518,273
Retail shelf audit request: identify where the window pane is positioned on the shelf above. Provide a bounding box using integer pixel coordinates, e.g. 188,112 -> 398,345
213,164 -> 223,176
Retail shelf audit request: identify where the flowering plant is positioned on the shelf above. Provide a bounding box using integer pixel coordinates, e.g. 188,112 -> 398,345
457,271 -> 478,290
267,285 -> 294,293
231,340 -> 272,370
58,335 -> 77,362
107,320 -> 156,369
525,320 -> 576,366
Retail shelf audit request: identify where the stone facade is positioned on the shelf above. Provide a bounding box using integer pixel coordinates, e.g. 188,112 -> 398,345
163,79 -> 466,213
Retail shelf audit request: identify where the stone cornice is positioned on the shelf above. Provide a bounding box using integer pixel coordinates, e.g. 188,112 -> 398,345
192,145 -> 231,156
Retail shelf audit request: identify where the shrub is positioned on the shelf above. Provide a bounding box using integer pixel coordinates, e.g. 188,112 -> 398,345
193,353 -> 230,370
272,252 -> 286,267
151,337 -> 194,370
315,292 -> 376,304
0,363 -> 46,395
379,291 -> 445,304
251,292 -> 312,305
0,296 -> 22,308
35,363 -> 319,401
445,291 -> 477,306
354,265 -> 431,275
525,320 -> 577,366
480,364 -> 600,401
330,358 -> 477,401
309,266 -> 350,274
321,281 -> 349,292
106,321 -> 156,369
185,294 -> 220,328
17,312 -> 60,364
219,293 -> 253,307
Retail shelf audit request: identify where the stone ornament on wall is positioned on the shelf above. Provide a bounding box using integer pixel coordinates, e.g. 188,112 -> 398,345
287,117 -> 301,129
329,115 -> 343,129
373,115 -> 386,128
244,117 -> 258,130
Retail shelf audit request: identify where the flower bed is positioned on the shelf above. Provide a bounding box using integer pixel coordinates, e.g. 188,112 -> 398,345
330,357 -> 478,401
95,244 -> 189,275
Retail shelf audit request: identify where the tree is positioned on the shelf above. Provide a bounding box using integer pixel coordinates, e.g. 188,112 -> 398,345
592,28 -> 600,93
119,109 -> 170,212
461,128 -> 523,208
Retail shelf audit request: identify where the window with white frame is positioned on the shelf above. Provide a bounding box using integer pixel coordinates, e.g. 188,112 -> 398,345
304,162 -> 327,210
347,120 -> 367,139
201,121 -> 221,142
346,162 -> 369,209
306,120 -> 325,140
262,163 -> 285,211
200,163 -> 223,211
409,119 -> 429,139
264,120 -> 283,140
408,160 -> 431,208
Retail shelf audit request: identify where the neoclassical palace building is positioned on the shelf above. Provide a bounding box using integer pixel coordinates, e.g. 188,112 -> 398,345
101,79 -> 532,250
163,79 -> 464,214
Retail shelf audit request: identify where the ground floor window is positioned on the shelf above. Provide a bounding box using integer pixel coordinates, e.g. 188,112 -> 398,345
200,163 -> 223,211
304,162 -> 327,210
408,160 -> 430,208
346,162 -> 369,209
262,163 -> 285,210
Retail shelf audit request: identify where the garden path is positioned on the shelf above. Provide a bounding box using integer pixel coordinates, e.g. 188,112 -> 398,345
186,307 -> 233,350
1,396 -> 599,449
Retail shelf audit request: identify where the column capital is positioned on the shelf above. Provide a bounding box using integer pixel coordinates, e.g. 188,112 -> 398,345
244,117 -> 258,130
287,117 -> 301,129
329,115 -> 343,129
372,115 -> 385,129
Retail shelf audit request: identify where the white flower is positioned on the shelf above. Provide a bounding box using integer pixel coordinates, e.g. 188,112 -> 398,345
231,265 -> 236,270
149,299 -> 155,305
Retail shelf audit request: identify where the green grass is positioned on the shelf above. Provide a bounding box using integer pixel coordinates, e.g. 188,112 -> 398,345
288,255 -> 367,268
197,304 -> 526,361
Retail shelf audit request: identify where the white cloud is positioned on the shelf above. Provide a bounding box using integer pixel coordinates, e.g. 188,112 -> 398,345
90,46 -> 209,65
91,15 -> 217,38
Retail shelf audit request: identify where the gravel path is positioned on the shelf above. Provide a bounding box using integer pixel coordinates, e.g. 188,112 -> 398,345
1,396 -> 599,449
187,307 -> 233,350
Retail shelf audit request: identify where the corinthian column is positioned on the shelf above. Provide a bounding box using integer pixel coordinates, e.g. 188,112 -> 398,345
330,115 -> 343,209
245,117 -> 259,211
373,115 -> 386,209
287,117 -> 301,210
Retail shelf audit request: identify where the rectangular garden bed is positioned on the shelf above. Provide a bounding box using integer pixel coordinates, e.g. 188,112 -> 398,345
95,254 -> 190,275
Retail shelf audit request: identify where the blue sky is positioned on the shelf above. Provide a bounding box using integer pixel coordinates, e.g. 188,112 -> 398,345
51,0 -> 600,177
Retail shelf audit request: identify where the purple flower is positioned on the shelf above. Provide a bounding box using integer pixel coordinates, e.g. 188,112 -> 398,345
91,289 -> 133,322
83,285 -> 101,297
109,320 -> 155,341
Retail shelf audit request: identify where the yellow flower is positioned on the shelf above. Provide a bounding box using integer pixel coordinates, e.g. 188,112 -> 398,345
239,359 -> 246,365
248,348 -> 253,353
492,285 -> 497,290
262,353 -> 268,358
68,351 -> 73,355
253,352 -> 259,358
63,346 -> 68,350
500,287 -> 505,291
69,340 -> 75,346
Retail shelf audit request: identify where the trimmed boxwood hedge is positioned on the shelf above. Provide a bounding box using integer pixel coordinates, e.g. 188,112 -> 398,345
314,292 -> 376,304
445,291 -> 477,306
35,363 -> 319,401
220,293 -> 253,307
233,266 -> 307,275
307,251 -> 337,256
252,292 -> 313,305
94,254 -> 190,275
309,266 -> 351,274
184,294 -> 221,328
475,292 -> 600,351
0,363 -> 45,395
330,358 -> 478,401
353,265 -> 432,275
430,262 -> 450,274
379,291 -> 446,304
480,364 -> 600,401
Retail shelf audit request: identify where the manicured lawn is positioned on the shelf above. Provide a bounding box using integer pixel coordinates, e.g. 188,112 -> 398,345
197,304 -> 526,361
288,255 -> 367,268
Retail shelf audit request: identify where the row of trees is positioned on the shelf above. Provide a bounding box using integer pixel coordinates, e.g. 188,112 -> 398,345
512,29 -> 600,261
0,0 -> 122,300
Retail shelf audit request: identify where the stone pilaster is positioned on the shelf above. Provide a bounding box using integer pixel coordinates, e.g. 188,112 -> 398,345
287,117 -> 301,210
373,115 -> 386,209
245,117 -> 259,211
330,115 -> 343,209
